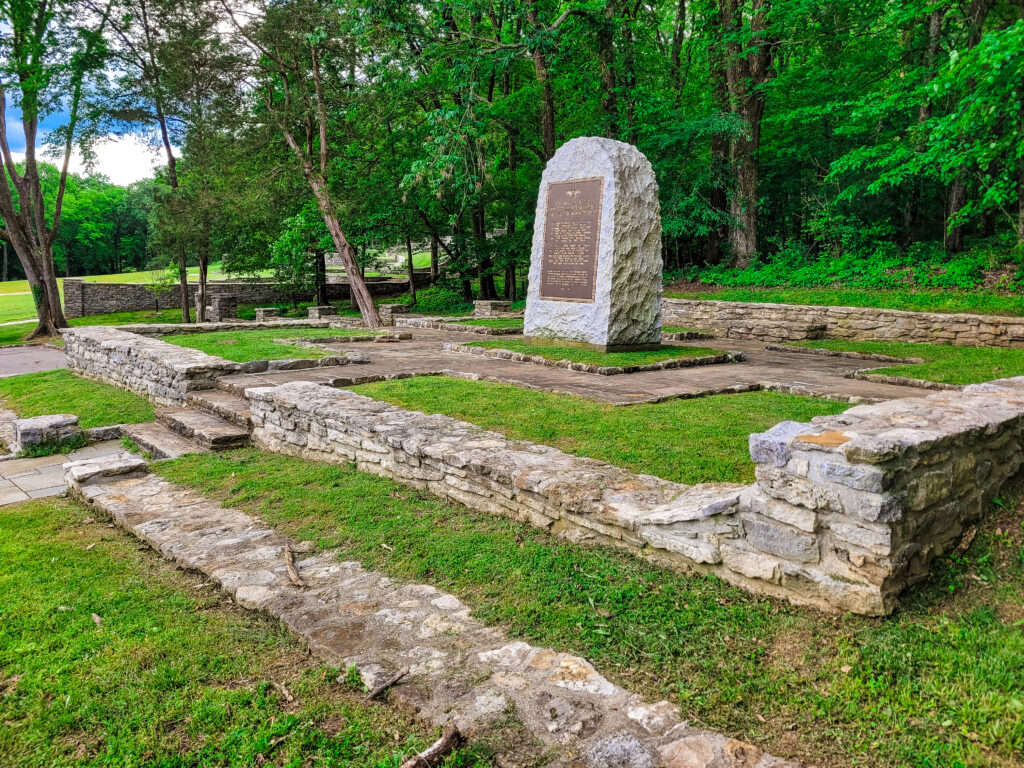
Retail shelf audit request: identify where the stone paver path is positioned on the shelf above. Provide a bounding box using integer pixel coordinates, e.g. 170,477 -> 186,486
0,344 -> 67,378
217,329 -> 931,405
69,455 -> 798,768
0,440 -> 127,505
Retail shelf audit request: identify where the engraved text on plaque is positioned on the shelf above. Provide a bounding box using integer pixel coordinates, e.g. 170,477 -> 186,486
539,177 -> 604,302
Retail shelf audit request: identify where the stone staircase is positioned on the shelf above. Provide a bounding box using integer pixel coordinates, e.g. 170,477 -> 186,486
123,387 -> 253,460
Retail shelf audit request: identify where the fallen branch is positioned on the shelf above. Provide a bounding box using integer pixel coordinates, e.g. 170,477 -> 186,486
363,667 -> 408,702
283,543 -> 306,588
400,725 -> 462,768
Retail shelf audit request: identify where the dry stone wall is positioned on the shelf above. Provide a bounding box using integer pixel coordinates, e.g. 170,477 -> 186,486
663,297 -> 1024,347
63,327 -> 239,405
246,379 -> 1024,616
63,275 -> 431,319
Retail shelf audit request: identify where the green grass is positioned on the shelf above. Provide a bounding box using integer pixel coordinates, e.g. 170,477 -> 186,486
0,310 -> 184,347
0,370 -> 154,429
354,379 -> 846,484
0,497 -> 490,767
158,449 -> 1024,768
665,285 -> 1024,317
464,339 -> 723,368
792,339 -> 1024,385
456,318 -> 524,329
0,292 -> 38,323
164,328 -> 380,362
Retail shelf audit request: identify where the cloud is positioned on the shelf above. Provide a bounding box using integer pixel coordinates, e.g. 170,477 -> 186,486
67,134 -> 167,186
9,133 -> 167,186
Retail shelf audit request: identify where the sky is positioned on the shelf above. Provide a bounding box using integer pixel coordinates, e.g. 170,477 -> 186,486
4,104 -> 165,186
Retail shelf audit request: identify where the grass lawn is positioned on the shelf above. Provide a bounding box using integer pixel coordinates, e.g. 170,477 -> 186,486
665,285 -> 1024,317
354,379 -> 846,484
456,318 -> 524,329
164,328 -> 380,362
0,370 -> 155,429
0,497 -> 489,767
0,310 -> 185,347
158,449 -> 1024,768
792,339 -> 1024,385
464,339 -> 722,367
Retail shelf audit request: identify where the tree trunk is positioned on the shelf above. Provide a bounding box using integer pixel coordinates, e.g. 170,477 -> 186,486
315,250 -> 329,306
705,5 -> 730,263
430,234 -> 439,279
945,183 -> 967,252
405,234 -> 417,305
525,0 -> 556,160
945,0 -> 991,252
598,1 -> 618,138
721,0 -> 775,268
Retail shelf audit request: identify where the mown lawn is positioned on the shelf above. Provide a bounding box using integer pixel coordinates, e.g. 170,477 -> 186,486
464,339 -> 722,367
456,318 -> 524,329
355,379 -> 845,485
665,285 -> 1024,317
164,328 -> 380,362
0,497 -> 488,768
0,310 -> 185,347
792,339 -> 1024,385
0,370 -> 154,429
158,449 -> 1024,768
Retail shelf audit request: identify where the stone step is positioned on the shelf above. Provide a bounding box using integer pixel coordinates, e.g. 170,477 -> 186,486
122,422 -> 211,460
186,389 -> 252,429
156,408 -> 250,450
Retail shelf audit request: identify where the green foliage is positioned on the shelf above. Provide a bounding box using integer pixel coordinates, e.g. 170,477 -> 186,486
16,432 -> 88,458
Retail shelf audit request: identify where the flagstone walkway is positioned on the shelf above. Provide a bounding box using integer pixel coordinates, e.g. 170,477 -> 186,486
218,329 -> 932,405
0,440 -> 126,505
68,453 -> 799,768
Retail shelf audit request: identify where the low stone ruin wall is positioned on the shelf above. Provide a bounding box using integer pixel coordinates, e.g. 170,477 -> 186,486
663,297 -> 1024,347
246,379 -> 1024,615
740,376 -> 1024,614
63,275 -> 431,319
63,327 -> 239,405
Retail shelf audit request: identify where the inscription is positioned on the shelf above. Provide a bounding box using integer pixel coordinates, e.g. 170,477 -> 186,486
540,177 -> 604,302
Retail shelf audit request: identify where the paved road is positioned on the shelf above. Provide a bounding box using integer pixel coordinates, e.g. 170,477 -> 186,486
0,345 -> 66,378
218,330 -> 931,405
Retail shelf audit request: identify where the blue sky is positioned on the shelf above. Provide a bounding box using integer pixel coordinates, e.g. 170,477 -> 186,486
3,103 -> 161,185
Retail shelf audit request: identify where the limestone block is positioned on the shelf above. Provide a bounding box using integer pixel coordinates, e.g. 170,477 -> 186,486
741,513 -> 820,563
14,414 -> 81,450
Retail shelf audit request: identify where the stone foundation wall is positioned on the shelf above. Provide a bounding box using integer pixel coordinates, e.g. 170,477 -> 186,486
740,377 -> 1024,613
246,379 -> 1024,615
62,327 -> 239,405
63,275 -> 431,319
663,297 -> 1024,347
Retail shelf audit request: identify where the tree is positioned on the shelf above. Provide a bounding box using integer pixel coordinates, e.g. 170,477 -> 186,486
221,0 -> 385,327
0,0 -> 111,337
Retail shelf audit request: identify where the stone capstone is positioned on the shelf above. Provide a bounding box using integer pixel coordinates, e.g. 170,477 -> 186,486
524,137 -> 662,350
14,414 -> 81,451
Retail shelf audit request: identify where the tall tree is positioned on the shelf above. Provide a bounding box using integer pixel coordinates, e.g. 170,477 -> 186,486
0,0 -> 111,337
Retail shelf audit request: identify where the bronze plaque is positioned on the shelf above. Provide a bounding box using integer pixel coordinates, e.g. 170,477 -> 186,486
539,177 -> 604,302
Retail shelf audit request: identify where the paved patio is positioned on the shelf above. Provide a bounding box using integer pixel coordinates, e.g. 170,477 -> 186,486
218,329 -> 932,404
0,440 -> 127,506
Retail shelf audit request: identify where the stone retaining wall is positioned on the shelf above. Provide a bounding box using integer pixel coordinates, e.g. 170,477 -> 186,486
63,275 -> 430,319
663,297 -> 1024,347
246,379 -> 1024,615
62,327 -> 240,405
741,377 -> 1024,613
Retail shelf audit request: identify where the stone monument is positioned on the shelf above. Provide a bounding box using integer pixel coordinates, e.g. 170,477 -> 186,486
523,137 -> 662,351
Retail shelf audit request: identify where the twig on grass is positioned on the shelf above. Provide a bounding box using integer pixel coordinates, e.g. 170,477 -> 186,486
283,543 -> 306,588
363,667 -> 408,702
399,725 -> 462,768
